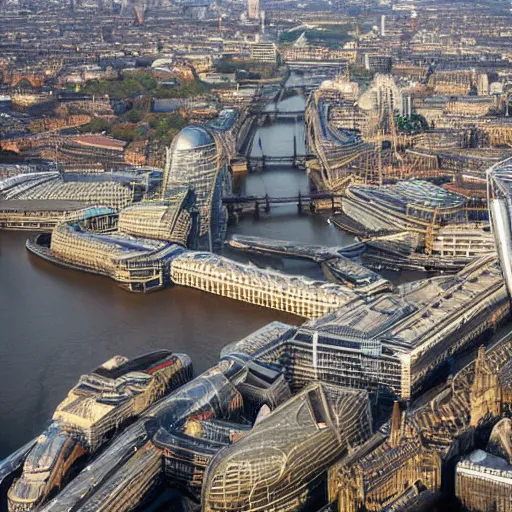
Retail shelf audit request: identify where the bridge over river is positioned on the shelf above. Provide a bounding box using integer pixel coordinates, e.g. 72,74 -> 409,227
249,109 -> 305,121
237,81 -> 310,172
223,191 -> 342,216
246,153 -> 314,170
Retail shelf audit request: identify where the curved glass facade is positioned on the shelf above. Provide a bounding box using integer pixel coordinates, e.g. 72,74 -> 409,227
163,125 -> 231,251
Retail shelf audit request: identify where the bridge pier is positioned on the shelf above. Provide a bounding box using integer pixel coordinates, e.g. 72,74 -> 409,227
254,201 -> 260,219
227,203 -> 234,217
292,135 -> 297,169
226,203 -> 239,224
297,192 -> 303,214
265,194 -> 271,214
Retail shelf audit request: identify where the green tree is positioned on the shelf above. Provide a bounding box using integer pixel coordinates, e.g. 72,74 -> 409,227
80,117 -> 111,133
111,123 -> 138,142
123,108 -> 145,123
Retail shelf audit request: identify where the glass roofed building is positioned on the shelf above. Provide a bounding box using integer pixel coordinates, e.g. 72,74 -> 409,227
488,157 -> 512,298
27,188 -> 198,292
162,125 -> 231,251
342,179 -> 469,234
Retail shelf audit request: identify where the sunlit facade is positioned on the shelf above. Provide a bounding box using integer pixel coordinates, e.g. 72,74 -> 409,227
162,125 -> 231,251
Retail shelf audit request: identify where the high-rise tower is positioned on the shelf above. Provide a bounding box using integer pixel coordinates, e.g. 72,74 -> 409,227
248,0 -> 259,20
163,125 -> 231,251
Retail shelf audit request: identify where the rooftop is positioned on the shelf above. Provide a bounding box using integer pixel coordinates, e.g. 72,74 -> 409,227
0,199 -> 90,212
173,125 -> 214,151
74,135 -> 126,151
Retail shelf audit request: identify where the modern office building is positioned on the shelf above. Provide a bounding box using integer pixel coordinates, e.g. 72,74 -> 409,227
221,255 -> 508,400
162,125 -> 231,251
170,251 -> 359,319
27,188 -> 198,292
250,42 -> 278,64
342,180 -> 469,235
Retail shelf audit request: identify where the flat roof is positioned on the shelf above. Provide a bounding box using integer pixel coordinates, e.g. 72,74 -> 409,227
74,135 -> 126,151
0,199 -> 89,212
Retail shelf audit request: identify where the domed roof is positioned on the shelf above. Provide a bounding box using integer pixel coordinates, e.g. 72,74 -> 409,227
173,125 -> 214,151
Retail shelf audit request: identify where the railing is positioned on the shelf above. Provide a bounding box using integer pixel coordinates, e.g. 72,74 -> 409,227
223,192 -> 343,205
247,154 -> 313,162
249,110 -> 306,118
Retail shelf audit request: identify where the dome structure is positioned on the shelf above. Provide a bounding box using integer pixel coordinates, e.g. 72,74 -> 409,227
162,125 -> 231,251
173,125 -> 215,151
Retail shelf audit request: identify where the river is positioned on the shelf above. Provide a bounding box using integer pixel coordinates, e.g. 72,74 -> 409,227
0,87 -> 363,460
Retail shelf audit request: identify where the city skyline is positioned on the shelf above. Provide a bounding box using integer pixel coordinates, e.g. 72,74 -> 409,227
1,0 -> 512,511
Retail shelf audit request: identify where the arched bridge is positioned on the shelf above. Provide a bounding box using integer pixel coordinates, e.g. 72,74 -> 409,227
4,73 -> 46,88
